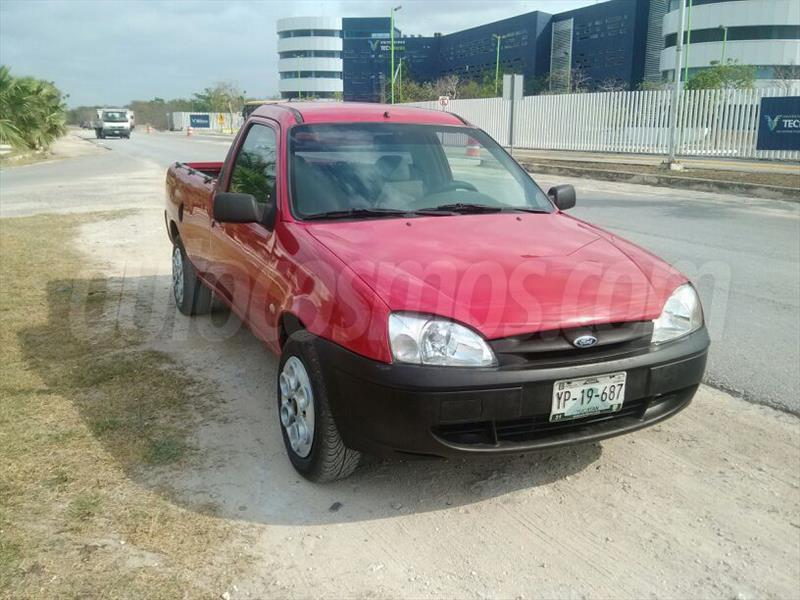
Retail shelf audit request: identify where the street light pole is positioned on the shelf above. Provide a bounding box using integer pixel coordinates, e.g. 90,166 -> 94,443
683,0 -> 694,84
720,25 -> 728,64
390,5 -> 402,104
493,34 -> 503,95
667,0 -> 688,165
398,57 -> 403,102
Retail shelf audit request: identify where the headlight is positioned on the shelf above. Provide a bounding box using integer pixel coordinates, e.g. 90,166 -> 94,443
652,283 -> 703,344
388,313 -> 497,367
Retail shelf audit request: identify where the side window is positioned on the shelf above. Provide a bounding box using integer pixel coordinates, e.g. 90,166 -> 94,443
229,124 -> 277,206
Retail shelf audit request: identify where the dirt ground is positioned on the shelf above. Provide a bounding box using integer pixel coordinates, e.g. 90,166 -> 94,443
2,150 -> 799,598
70,187 -> 800,597
0,128 -> 106,167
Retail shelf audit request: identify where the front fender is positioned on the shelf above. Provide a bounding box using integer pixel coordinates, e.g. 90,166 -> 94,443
276,223 -> 392,363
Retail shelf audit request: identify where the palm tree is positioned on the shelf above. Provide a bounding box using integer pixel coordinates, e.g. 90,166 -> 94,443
0,65 -> 67,151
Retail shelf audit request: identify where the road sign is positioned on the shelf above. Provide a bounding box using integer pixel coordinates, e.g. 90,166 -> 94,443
438,96 -> 450,111
217,113 -> 225,126
189,114 -> 210,128
756,96 -> 800,151
502,74 -> 523,101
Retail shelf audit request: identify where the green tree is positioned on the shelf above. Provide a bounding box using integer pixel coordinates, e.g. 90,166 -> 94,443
192,81 -> 245,113
0,65 -> 67,150
685,60 -> 756,90
128,97 -> 194,130
637,80 -> 670,91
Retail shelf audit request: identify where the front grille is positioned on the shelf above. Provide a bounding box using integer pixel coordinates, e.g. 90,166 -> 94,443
434,398 -> 651,446
490,321 -> 653,367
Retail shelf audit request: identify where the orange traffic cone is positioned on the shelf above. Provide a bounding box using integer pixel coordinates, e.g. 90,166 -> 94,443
187,126 -> 193,137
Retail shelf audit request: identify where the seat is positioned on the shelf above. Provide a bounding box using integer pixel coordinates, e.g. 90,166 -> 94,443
374,155 -> 425,209
293,156 -> 346,215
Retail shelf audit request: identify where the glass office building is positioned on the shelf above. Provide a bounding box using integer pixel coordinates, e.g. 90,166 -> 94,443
280,1 -> 687,102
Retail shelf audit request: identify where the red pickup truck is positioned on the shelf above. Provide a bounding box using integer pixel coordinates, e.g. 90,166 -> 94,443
165,102 -> 709,482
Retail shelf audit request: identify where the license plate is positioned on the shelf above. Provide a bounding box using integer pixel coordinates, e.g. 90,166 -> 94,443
550,372 -> 626,422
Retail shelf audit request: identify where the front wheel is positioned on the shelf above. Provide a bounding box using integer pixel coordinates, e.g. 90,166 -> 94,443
278,331 -> 361,482
171,241 -> 212,316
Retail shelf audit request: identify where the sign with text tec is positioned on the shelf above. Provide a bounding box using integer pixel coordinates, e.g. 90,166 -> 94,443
189,113 -> 211,128
756,96 -> 800,151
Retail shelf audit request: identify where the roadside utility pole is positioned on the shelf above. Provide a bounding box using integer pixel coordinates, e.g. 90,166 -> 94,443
667,0 -> 688,166
493,34 -> 503,95
720,25 -> 728,63
390,5 -> 402,104
683,0 -> 694,84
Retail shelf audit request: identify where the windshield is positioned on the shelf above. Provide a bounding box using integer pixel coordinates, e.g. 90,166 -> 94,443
102,111 -> 128,122
289,123 -> 552,219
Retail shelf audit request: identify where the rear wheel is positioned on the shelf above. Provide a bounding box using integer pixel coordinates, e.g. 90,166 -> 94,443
171,241 -> 212,316
278,331 -> 361,482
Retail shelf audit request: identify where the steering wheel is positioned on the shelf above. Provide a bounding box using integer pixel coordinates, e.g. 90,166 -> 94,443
430,180 -> 478,194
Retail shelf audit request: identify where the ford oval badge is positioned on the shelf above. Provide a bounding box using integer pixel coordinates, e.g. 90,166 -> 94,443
573,335 -> 598,348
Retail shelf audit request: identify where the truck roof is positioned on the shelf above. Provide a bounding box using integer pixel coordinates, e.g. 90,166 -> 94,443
252,101 -> 467,127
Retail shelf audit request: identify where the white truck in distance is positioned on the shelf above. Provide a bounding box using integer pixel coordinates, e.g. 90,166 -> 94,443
92,108 -> 131,139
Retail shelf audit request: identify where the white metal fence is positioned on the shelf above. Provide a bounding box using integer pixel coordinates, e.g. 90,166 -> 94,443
407,86 -> 800,161
168,111 -> 244,133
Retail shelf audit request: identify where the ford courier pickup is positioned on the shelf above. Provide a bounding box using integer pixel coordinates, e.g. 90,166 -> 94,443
165,102 -> 709,482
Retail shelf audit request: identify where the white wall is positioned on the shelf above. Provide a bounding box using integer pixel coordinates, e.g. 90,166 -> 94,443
278,78 -> 343,93
663,0 -> 799,32
277,57 -> 343,73
276,16 -> 342,32
661,40 -> 800,71
277,37 -> 343,53
661,0 -> 800,75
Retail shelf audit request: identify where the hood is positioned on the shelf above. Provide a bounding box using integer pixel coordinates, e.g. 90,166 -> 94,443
306,213 -> 685,340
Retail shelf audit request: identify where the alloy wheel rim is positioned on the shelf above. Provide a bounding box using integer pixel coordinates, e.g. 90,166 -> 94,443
279,356 -> 315,458
172,246 -> 184,306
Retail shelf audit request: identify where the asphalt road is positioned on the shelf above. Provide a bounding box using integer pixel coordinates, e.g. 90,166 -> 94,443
2,130 -> 798,414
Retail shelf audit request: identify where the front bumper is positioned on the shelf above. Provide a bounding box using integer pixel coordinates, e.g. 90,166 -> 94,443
315,328 -> 709,458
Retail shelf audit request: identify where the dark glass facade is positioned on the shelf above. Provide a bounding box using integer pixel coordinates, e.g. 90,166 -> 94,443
341,0 -> 658,102
552,0 -> 653,90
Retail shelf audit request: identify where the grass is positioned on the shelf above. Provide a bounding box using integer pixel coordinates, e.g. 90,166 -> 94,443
67,494 -> 102,524
0,213 -> 250,597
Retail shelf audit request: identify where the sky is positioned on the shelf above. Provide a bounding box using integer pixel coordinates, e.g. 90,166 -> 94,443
0,0 -> 597,107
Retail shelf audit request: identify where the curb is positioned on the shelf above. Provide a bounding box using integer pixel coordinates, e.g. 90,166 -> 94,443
518,161 -> 799,202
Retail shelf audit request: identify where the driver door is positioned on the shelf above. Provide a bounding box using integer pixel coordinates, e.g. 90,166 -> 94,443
207,120 -> 280,340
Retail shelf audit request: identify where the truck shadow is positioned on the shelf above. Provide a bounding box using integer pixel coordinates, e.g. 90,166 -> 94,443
20,276 -> 602,527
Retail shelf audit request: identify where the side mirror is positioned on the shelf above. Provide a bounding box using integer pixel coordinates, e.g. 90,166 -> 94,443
213,192 -> 263,224
548,184 -> 576,211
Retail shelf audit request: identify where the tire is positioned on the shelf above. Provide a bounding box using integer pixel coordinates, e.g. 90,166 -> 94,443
278,331 -> 361,482
171,240 -> 212,316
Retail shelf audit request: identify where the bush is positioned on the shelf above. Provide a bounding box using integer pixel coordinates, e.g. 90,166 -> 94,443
0,65 -> 67,151
685,60 -> 756,91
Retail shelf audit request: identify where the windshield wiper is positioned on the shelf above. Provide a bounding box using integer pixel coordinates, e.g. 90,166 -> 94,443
504,207 -> 550,214
302,207 -> 410,221
414,203 -> 503,215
